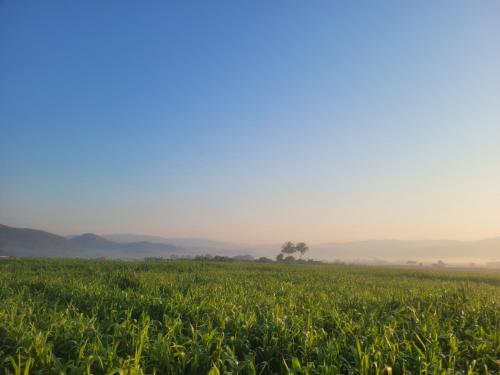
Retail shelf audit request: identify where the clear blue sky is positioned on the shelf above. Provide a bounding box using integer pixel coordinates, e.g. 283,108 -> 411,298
1,1 -> 500,243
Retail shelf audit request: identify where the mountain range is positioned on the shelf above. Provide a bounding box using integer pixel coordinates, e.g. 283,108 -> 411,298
311,239 -> 500,264
1,223 -> 499,265
0,224 -> 205,259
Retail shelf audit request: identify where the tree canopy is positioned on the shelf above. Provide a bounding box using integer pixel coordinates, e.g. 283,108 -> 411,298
277,241 -> 309,261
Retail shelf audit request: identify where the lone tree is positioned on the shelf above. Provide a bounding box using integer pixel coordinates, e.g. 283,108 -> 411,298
277,241 -> 309,261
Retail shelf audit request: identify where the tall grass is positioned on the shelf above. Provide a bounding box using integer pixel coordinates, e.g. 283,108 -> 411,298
0,259 -> 499,374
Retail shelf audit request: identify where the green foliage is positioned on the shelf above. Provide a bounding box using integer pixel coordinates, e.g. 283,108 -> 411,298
0,259 -> 499,374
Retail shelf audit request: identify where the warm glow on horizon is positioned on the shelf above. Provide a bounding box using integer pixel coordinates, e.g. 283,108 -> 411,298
1,1 -> 500,245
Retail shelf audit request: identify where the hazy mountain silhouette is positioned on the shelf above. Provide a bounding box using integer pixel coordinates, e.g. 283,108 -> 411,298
0,224 -> 184,259
1,223 -> 499,264
104,234 -> 252,253
0,224 -> 79,257
0,224 -> 256,259
310,239 -> 500,263
72,233 -> 118,249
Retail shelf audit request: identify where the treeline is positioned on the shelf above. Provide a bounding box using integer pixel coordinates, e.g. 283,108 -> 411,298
144,254 -> 326,264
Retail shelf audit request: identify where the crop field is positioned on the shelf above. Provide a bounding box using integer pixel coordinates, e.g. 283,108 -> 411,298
0,260 -> 499,374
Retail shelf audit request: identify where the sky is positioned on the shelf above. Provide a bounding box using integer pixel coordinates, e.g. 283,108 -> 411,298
1,1 -> 500,244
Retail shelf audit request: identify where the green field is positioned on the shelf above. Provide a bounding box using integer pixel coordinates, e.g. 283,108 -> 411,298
0,260 -> 499,374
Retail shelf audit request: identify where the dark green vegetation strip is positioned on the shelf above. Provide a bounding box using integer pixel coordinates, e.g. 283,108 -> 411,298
0,260 -> 499,374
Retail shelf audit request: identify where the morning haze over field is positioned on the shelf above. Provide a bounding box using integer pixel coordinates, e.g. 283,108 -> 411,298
2,2 -> 500,374
1,1 -> 500,264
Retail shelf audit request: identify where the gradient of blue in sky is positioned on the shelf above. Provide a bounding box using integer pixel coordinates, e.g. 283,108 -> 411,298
1,1 -> 500,243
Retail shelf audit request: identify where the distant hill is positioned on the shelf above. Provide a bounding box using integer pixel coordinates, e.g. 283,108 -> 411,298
309,239 -> 500,263
104,234 -> 252,254
0,224 -> 185,259
1,223 -> 499,264
106,234 -> 500,264
0,224 -> 259,259
72,233 -> 117,249
0,224 -> 80,257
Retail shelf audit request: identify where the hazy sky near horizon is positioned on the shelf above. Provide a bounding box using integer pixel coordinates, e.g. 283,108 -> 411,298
1,1 -> 500,244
